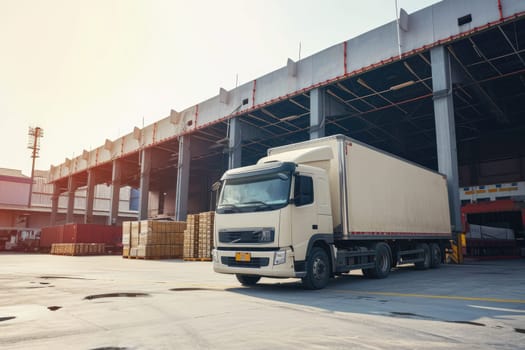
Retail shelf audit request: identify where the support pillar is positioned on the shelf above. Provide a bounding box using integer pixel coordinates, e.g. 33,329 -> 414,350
84,170 -> 96,224
138,148 -> 151,220
50,183 -> 60,226
431,45 -> 461,232
310,88 -> 326,139
66,176 -> 76,223
175,135 -> 191,221
228,117 -> 242,169
108,160 -> 122,225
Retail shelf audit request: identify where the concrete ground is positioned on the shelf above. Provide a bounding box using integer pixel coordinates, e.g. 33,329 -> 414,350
0,253 -> 524,350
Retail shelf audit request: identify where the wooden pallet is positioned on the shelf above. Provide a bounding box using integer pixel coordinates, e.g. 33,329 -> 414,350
124,255 -> 181,260
183,257 -> 212,262
52,253 -> 106,256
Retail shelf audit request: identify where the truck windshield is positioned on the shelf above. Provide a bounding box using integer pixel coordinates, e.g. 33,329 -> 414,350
217,172 -> 291,213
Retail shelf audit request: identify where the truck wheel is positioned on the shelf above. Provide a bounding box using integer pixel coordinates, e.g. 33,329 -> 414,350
429,243 -> 441,268
363,243 -> 391,279
302,247 -> 330,290
415,243 -> 431,270
391,249 -> 398,268
236,274 -> 261,286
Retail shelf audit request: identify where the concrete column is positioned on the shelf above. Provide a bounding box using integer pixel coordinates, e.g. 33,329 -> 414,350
310,88 -> 326,139
108,160 -> 122,225
175,135 -> 191,221
228,117 -> 242,169
431,45 -> 461,232
138,148 -> 151,220
66,176 -> 76,223
50,183 -> 60,226
84,170 -> 96,224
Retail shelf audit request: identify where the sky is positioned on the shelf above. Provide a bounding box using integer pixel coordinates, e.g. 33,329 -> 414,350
0,0 -> 441,176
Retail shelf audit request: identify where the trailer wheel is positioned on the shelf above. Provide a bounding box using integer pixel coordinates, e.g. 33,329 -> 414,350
429,243 -> 441,268
236,274 -> 261,286
415,243 -> 431,270
302,247 -> 330,290
363,243 -> 391,279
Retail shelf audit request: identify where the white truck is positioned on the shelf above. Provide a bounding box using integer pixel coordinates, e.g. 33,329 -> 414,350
212,134 -> 452,289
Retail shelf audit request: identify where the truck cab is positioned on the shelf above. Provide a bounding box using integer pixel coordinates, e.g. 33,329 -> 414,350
213,159 -> 333,287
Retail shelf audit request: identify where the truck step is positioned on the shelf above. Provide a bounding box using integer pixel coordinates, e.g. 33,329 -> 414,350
399,258 -> 424,264
398,249 -> 424,256
335,262 -> 375,273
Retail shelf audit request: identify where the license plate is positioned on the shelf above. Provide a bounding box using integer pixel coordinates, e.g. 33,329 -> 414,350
235,252 -> 251,262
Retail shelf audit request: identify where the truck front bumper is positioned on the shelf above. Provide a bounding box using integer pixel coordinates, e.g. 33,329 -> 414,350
213,247 -> 300,278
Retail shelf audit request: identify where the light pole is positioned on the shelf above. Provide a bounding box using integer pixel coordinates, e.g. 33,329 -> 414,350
27,126 -> 44,208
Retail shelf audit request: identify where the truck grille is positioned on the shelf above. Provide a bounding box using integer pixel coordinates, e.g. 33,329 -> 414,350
221,257 -> 270,268
219,229 -> 274,243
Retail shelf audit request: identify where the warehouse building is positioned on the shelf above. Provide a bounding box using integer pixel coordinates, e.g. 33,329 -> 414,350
46,0 -> 525,254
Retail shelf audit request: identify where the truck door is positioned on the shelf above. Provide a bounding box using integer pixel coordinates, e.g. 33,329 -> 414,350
291,174 -> 318,263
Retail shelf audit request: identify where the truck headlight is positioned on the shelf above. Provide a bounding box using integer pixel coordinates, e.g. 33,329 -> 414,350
274,250 -> 286,265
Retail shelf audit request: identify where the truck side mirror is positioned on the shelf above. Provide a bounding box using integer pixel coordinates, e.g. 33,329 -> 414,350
211,181 -> 222,192
293,175 -> 314,207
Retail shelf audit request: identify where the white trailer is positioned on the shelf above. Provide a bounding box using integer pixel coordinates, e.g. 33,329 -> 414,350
213,134 -> 452,289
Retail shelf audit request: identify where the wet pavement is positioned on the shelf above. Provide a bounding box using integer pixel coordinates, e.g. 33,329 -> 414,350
0,253 -> 524,349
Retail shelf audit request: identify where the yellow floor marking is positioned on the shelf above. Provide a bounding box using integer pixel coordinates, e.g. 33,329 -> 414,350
331,289 -> 525,304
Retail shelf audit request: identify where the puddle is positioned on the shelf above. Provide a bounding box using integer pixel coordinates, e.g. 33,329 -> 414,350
449,321 -> 485,327
40,276 -> 91,280
389,312 -> 486,327
515,328 -> 525,334
48,306 -> 62,311
392,312 -> 420,317
90,348 -> 128,350
0,316 -> 16,322
390,312 -> 433,319
169,287 -> 213,292
84,293 -> 150,300
39,282 -> 50,285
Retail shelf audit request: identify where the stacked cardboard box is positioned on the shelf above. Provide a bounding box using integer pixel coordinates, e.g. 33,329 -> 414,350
183,214 -> 199,259
183,211 -> 215,260
51,243 -> 105,256
122,221 -> 131,257
198,211 -> 215,259
123,220 -> 186,259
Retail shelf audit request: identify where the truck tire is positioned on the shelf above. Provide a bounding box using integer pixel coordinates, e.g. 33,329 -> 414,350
236,274 -> 261,286
302,247 -> 330,290
429,243 -> 441,268
415,243 -> 431,270
362,243 -> 391,279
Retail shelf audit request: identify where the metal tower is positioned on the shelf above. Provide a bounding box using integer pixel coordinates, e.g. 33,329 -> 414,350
27,126 -> 44,207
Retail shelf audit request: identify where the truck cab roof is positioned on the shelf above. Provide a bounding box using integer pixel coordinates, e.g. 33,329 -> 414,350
221,161 -> 296,180
258,145 -> 334,164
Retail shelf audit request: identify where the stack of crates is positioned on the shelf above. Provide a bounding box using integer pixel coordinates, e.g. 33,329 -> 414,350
122,221 -> 132,257
183,211 -> 215,260
183,214 -> 199,259
198,211 -> 215,259
122,220 -> 186,259
50,243 -> 105,256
